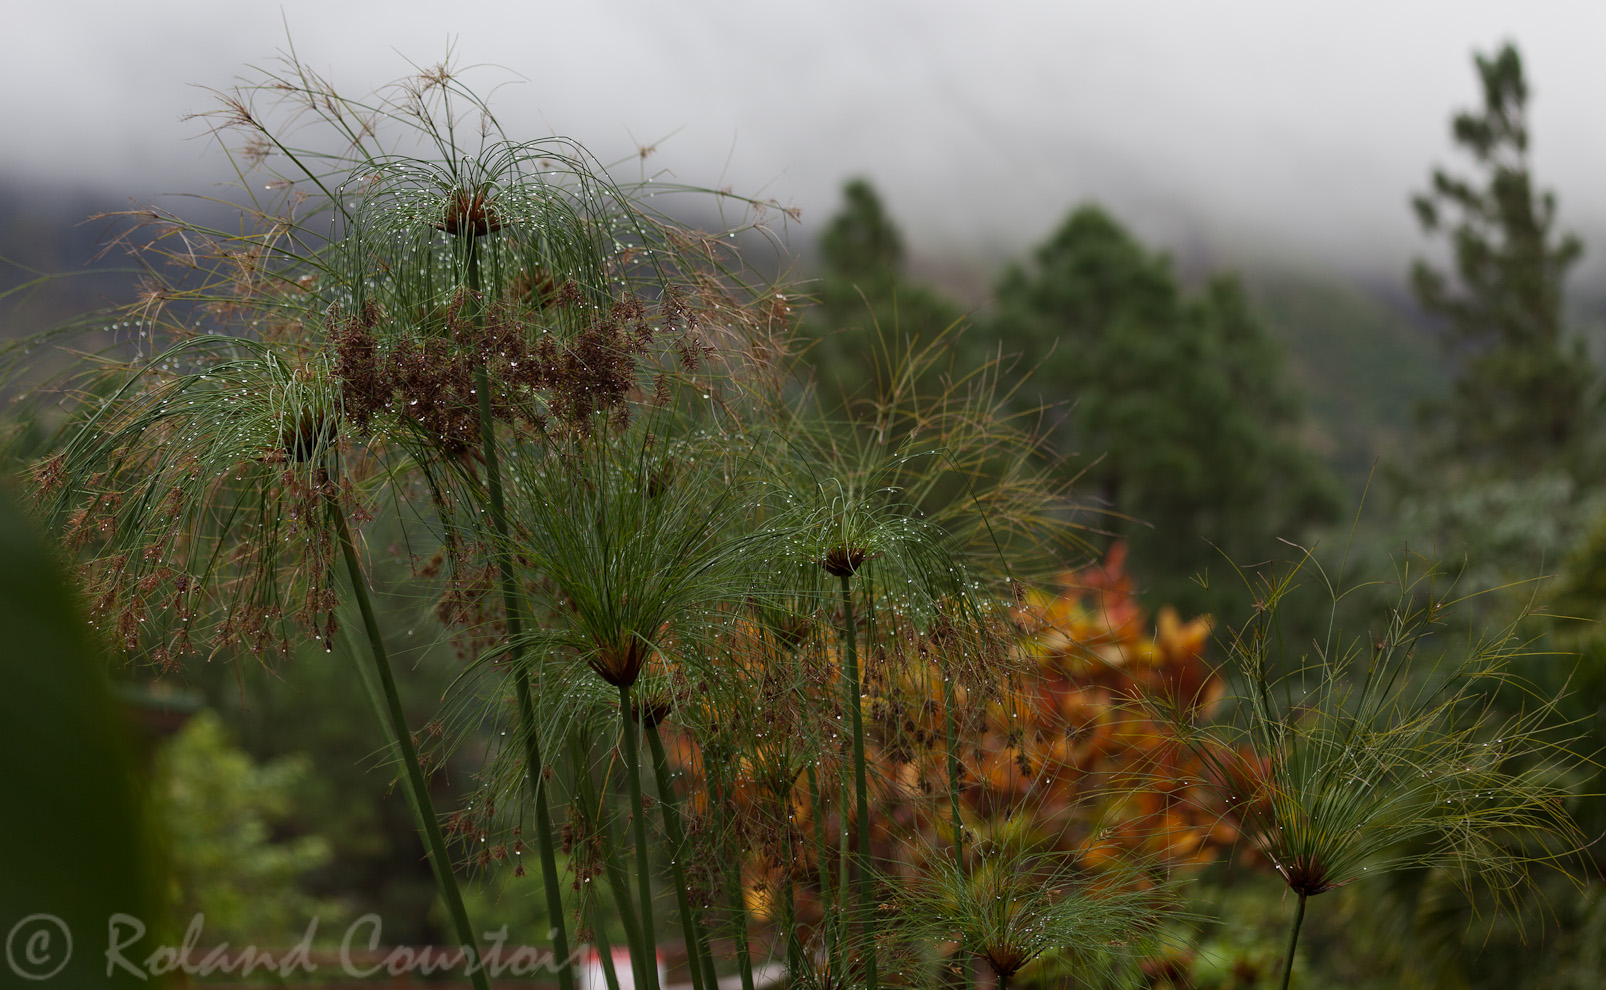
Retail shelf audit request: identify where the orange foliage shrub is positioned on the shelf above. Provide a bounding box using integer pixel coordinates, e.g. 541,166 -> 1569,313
990,542 -> 1241,868
661,543 -> 1252,941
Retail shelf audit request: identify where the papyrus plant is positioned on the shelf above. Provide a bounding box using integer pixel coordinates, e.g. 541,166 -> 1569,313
1152,552 -> 1587,989
755,352 -> 1053,990
30,321 -> 498,985
19,42 -> 1169,990
896,823 -> 1186,990
19,46 -> 795,988
600,325 -> 1080,990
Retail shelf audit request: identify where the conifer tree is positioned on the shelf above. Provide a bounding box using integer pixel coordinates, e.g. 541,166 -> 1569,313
1410,42 -> 1594,473
989,206 -> 1338,612
806,179 -> 964,404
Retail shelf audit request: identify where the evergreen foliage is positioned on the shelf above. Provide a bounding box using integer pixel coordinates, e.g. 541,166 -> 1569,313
1410,41 -> 1596,474
987,205 -> 1340,612
154,711 -> 344,944
805,179 -> 965,405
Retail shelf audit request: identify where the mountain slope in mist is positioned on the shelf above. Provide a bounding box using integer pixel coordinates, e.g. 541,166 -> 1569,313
0,175 -> 1450,499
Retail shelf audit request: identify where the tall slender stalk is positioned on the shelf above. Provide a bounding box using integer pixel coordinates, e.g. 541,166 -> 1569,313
805,765 -> 840,972
838,775 -> 850,955
710,766 -> 757,990
606,812 -> 649,990
466,236 -> 574,990
619,686 -> 663,990
1279,892 -> 1307,990
942,671 -> 972,990
571,736 -> 645,990
781,850 -> 801,982
330,502 -> 492,990
589,908 -> 623,990
775,782 -> 803,982
647,723 -> 719,990
838,573 -> 877,990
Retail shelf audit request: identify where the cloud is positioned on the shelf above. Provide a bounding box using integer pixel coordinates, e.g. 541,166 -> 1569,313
8,1 -> 1606,278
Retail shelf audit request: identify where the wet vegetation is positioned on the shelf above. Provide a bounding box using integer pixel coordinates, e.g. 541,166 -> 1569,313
5,40 -> 1606,990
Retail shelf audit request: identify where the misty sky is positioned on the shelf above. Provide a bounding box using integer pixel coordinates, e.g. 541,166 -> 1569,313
9,1 -> 1606,285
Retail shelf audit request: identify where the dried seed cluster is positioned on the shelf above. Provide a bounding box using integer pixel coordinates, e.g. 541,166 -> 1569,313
329,284 -> 709,451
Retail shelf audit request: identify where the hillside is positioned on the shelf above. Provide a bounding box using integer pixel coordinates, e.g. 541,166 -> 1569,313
0,175 -> 1455,503
1245,268 -> 1447,498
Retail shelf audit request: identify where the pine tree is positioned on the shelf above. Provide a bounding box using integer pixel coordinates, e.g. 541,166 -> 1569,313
805,179 -> 964,404
821,178 -> 908,279
1410,41 -> 1594,473
989,206 -> 1339,612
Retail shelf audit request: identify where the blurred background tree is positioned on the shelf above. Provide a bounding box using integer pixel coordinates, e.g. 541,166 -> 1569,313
183,542 -> 490,949
1410,42 -> 1597,478
1395,41 -> 1605,602
153,710 -> 347,945
803,179 -> 966,406
1353,42 -> 1606,989
804,186 -> 1341,617
984,205 -> 1342,614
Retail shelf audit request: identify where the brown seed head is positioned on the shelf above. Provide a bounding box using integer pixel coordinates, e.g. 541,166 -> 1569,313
282,408 -> 338,463
1276,852 -> 1348,896
631,694 -> 674,729
437,187 -> 502,237
589,636 -> 650,688
821,544 -> 868,578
